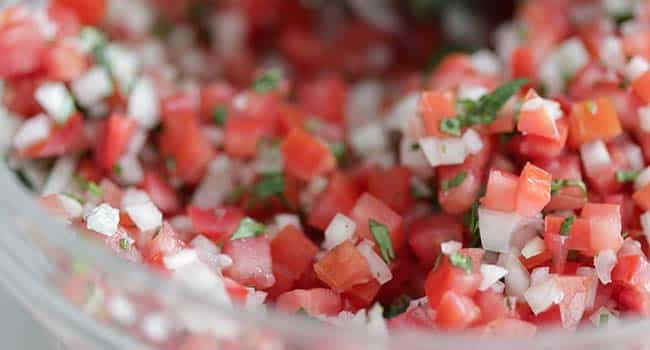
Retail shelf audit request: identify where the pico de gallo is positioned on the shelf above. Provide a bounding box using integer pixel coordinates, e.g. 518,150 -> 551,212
4,0 -> 650,345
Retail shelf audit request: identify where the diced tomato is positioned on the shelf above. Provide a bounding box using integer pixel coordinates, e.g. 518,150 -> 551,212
633,71 -> 650,104
581,203 -> 623,254
281,128 -> 336,182
420,91 -> 456,137
297,74 -> 347,125
224,117 -> 269,158
624,31 -> 650,62
475,289 -> 509,324
271,225 -> 319,282
343,280 -> 381,308
0,13 -> 47,78
52,0 -> 107,26
308,172 -> 360,230
159,93 -> 215,183
20,113 -> 87,158
313,241 -> 373,291
142,223 -> 185,268
141,171 -> 180,214
2,75 -> 43,116
44,40 -> 88,82
515,162 -> 552,217
545,215 -> 591,254
436,291 -> 481,330
511,46 -> 536,81
481,169 -> 518,212
387,305 -> 436,330
100,179 -> 123,208
408,214 -> 463,268
187,206 -> 244,243
350,193 -> 405,254
569,98 -> 622,146
557,276 -> 589,329
424,254 -> 482,308
517,93 -> 560,141
200,82 -> 235,121
47,2 -> 81,37
94,114 -> 137,172
223,235 -> 276,289
480,318 -> 537,337
633,183 -> 650,212
367,166 -> 414,214
276,288 -> 342,316
618,285 -> 650,316
612,254 -> 645,286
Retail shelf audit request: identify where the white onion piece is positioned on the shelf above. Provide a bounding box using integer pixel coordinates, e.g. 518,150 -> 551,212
357,240 -> 393,285
624,143 -> 645,171
72,67 -> 113,107
441,240 -> 462,256
641,211 -> 650,245
192,161 -> 233,207
141,313 -> 171,343
34,82 -> 75,124
191,235 -> 219,255
521,97 -> 563,120
626,56 -> 649,81
323,213 -> 357,250
521,236 -> 546,259
349,122 -> 387,156
116,154 -> 144,185
498,250 -> 530,299
128,77 -> 159,129
594,249 -> 617,284
471,50 -> 501,76
274,214 -> 302,231
367,303 -> 388,336
639,106 -> 650,133
478,208 -> 541,253
85,203 -> 120,236
345,80 -> 384,129
245,290 -> 267,311
121,188 -> 150,207
103,44 -> 140,93
580,140 -> 612,177
490,281 -> 506,294
164,249 -> 199,270
57,194 -> 83,219
635,167 -> 650,189
461,129 -> 484,155
173,260 -> 232,306
107,295 -> 136,326
524,276 -> 564,315
599,36 -> 625,70
479,264 -> 509,291
42,155 -> 78,196
385,93 -> 418,133
457,84 -> 488,101
13,114 -> 52,151
576,266 -> 598,309
529,267 -> 551,286
419,137 -> 468,167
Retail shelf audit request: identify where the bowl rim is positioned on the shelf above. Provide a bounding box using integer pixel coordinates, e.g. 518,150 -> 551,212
1,166 -> 648,349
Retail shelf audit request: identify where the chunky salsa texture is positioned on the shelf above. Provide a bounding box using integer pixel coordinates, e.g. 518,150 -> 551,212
4,0 -> 650,345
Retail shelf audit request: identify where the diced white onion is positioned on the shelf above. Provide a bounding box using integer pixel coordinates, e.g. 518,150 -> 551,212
580,140 -> 612,176
490,281 -> 506,294
34,82 -> 75,124
42,156 -> 78,196
212,9 -> 248,55
635,167 -> 650,189
399,137 -> 431,175
521,97 -> 563,120
457,84 -> 488,101
479,208 -> 541,253
625,56 -> 649,81
57,194 -> 83,219
524,276 -> 564,315
245,290 -> 268,311
471,50 -> 501,76
141,313 -> 171,343
540,38 -> 589,95
640,211 -> 650,244
173,260 -> 232,306
599,36 -> 625,70
521,236 -> 546,259
274,214 -> 302,231
385,93 -> 419,133
13,114 -> 51,151
127,77 -> 159,129
419,137 -> 468,167
191,235 -> 219,256
349,122 -> 387,156
357,240 -> 393,285
107,295 -> 137,326
116,154 -> 143,185
479,264 -> 509,291
624,143 -> 645,171
192,169 -> 233,208
121,188 -> 150,207
164,249 -> 199,270
441,240 -> 462,256
323,213 -> 357,250
576,266 -> 598,309
103,44 -> 140,93
639,106 -> 650,133
594,249 -> 617,284
85,203 -> 120,236
602,0 -> 634,17
72,67 -> 113,108
529,266 -> 550,286
461,129 -> 484,155
125,200 -> 162,232
495,23 -> 520,63
253,144 -> 284,174
345,80 -> 384,130
498,250 -> 530,299
367,303 -> 388,336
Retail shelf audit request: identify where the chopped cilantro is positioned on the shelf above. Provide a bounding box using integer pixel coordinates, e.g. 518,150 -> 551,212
465,201 -> 481,247
622,231 -> 630,239
586,100 -> 598,115
440,118 -> 462,137
231,217 -> 266,240
226,186 -> 247,204
410,142 -> 421,151
441,171 -> 467,191
253,172 -> 285,200
599,312 -> 609,326
551,179 -> 587,194
384,295 -> 411,319
369,219 -> 395,264
616,170 -> 640,183
560,215 -> 576,236
76,176 -> 104,197
450,252 -> 473,274
114,164 -> 123,176
329,142 -> 346,161
119,238 -> 131,250
252,69 -> 283,93
213,105 -> 228,126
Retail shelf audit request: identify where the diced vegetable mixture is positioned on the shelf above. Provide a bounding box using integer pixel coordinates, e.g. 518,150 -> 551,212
6,0 -> 650,344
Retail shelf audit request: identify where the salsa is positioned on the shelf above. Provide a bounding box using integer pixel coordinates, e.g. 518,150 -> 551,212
3,0 -> 650,345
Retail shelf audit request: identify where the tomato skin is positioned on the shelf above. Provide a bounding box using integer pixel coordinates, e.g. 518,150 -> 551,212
367,166 -> 414,214
52,0 -> 107,26
271,225 -> 319,282
142,172 -> 180,214
408,214 -> 463,268
308,172 -> 360,230
436,291 -> 481,330
424,254 -> 482,308
223,235 -> 276,289
350,193 -> 405,255
511,46 -> 536,81
313,241 -> 373,291
187,206 -> 244,243
281,128 -> 336,182
276,288 -> 342,316
94,114 -> 137,172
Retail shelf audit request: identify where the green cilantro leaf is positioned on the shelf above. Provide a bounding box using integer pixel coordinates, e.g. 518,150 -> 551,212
119,238 -> 131,250
253,172 -> 285,200
231,217 -> 266,240
441,171 -> 467,191
560,215 -> 576,236
369,219 -> 395,264
450,252 -> 473,274
114,164 -> 123,176
616,170 -> 640,183
76,176 -> 103,197
599,312 -> 609,326
465,201 -> 481,247
329,142 -> 346,161
384,295 -> 411,319
551,179 -> 587,194
213,105 -> 228,126
440,118 -> 462,136
252,69 -> 283,93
